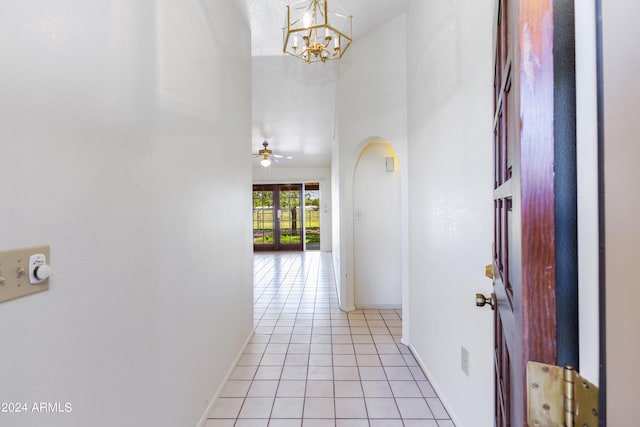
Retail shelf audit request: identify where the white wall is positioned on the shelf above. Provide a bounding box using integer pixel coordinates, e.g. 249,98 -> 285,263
406,1 -> 494,426
353,142 -> 402,308
253,167 -> 332,251
0,1 -> 253,426
602,1 -> 640,424
334,13 -> 409,312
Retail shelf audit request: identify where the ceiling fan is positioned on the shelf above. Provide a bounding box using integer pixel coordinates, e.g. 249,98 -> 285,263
253,140 -> 293,167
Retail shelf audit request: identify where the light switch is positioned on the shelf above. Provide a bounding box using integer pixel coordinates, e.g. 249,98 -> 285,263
386,156 -> 395,172
0,245 -> 50,303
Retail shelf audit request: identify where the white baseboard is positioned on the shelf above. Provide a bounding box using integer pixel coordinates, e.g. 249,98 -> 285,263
339,304 -> 356,312
354,304 -> 402,310
407,341 -> 463,427
195,329 -> 255,427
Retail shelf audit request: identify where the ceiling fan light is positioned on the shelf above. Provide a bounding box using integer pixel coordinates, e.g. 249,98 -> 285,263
261,158 -> 272,167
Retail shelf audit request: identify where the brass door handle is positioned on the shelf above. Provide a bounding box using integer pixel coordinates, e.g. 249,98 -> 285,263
476,293 -> 495,310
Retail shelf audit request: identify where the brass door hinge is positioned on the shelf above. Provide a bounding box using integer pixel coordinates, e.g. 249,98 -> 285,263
527,361 -> 599,427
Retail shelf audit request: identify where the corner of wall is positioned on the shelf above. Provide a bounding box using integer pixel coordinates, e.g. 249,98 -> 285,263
407,341 -> 463,427
195,328 -> 255,427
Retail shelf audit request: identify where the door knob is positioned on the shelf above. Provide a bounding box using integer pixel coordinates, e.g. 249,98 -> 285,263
476,293 -> 495,310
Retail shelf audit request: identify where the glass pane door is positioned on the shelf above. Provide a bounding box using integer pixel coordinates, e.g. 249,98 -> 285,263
253,184 -> 303,251
278,185 -> 302,248
253,186 -> 275,249
304,182 -> 320,250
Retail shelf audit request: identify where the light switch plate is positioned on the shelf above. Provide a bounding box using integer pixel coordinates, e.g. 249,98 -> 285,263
0,245 -> 50,303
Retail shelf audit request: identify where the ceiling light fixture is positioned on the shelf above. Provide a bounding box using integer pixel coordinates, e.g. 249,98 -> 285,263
258,142 -> 273,167
283,0 -> 352,64
254,141 -> 293,168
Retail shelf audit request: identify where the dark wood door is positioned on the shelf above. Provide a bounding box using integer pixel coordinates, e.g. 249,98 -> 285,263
492,1 -> 557,425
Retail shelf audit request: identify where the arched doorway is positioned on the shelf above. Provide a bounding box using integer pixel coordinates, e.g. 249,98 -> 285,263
353,141 -> 402,308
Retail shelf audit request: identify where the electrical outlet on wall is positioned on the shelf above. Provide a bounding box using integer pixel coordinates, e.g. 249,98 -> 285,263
461,345 -> 470,376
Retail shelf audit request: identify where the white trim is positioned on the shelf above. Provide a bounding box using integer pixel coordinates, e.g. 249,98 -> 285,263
575,0 -> 600,386
354,304 -> 402,310
333,257 -> 355,312
195,329 -> 255,427
408,341 -> 463,427
339,304 -> 356,312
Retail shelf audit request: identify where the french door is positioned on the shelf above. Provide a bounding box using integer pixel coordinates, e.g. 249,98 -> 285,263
253,184 -> 303,251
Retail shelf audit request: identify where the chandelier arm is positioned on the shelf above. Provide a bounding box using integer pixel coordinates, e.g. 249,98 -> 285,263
336,41 -> 350,58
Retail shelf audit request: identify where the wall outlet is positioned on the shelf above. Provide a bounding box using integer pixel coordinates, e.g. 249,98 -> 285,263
461,345 -> 470,376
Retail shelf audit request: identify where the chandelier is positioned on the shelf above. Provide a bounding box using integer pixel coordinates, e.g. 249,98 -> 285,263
283,0 -> 352,63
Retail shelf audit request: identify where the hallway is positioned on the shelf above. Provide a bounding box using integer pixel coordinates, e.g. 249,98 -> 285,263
206,252 -> 454,427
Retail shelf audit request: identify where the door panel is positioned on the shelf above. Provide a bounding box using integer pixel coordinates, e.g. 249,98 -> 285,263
492,1 -> 557,425
276,184 -> 303,250
253,186 -> 275,248
303,182 -> 321,250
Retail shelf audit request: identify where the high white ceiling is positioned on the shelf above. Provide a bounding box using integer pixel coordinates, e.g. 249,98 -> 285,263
242,0 -> 408,169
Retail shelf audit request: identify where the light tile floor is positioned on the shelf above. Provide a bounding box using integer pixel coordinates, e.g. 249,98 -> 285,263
206,251 -> 455,427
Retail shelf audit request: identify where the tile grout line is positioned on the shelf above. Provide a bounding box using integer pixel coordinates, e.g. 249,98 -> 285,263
208,252 -> 454,426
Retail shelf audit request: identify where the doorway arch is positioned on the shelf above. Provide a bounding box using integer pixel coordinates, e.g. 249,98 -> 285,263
353,140 -> 402,308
